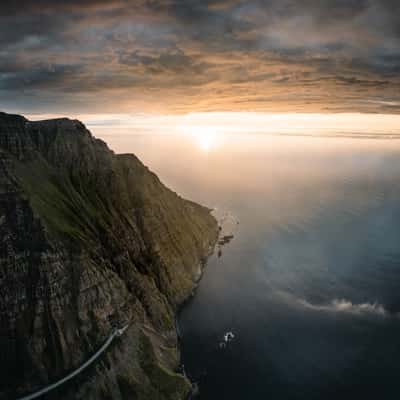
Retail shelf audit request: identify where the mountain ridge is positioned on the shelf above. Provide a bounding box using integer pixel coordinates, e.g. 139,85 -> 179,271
0,112 -> 218,399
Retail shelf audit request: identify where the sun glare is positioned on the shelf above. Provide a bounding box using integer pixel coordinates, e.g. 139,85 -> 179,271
186,125 -> 221,152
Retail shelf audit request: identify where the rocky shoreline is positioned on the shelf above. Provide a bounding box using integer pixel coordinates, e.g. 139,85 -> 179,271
178,210 -> 238,399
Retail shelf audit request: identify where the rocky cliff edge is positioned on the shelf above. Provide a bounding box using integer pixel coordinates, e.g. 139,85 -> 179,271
0,112 -> 218,400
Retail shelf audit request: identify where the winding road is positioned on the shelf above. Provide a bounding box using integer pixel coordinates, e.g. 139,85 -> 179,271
16,325 -> 129,400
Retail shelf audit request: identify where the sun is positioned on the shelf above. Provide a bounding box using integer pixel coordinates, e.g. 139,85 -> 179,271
186,125 -> 220,152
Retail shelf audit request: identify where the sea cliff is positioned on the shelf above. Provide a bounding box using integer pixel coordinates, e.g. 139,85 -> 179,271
0,112 -> 218,399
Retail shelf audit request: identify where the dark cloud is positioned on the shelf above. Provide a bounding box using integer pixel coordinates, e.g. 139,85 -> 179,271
0,0 -> 399,113
0,64 -> 83,90
0,0 -> 117,15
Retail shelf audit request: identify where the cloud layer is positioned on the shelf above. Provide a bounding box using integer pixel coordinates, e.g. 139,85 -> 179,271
299,298 -> 389,317
1,0 -> 400,113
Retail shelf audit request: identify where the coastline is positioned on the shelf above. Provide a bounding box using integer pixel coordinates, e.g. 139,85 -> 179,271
176,210 -> 238,399
176,227 -> 220,399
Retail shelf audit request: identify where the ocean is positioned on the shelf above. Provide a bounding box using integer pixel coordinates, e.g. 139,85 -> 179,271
101,132 -> 400,399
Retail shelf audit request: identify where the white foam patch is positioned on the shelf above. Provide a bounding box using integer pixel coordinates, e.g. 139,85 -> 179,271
224,331 -> 235,342
298,298 -> 389,316
212,208 -> 239,237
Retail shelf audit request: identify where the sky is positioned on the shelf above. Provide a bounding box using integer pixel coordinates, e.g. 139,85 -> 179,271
1,0 -> 400,128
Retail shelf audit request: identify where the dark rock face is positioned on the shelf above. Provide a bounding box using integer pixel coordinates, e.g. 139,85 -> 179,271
0,112 -> 218,399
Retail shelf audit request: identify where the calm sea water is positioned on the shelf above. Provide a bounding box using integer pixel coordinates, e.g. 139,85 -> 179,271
100,133 -> 400,400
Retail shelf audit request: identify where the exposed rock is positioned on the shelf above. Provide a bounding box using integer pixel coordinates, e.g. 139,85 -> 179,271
0,112 -> 218,399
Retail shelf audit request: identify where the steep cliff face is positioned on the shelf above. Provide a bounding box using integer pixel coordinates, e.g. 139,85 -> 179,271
0,112 -> 218,399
